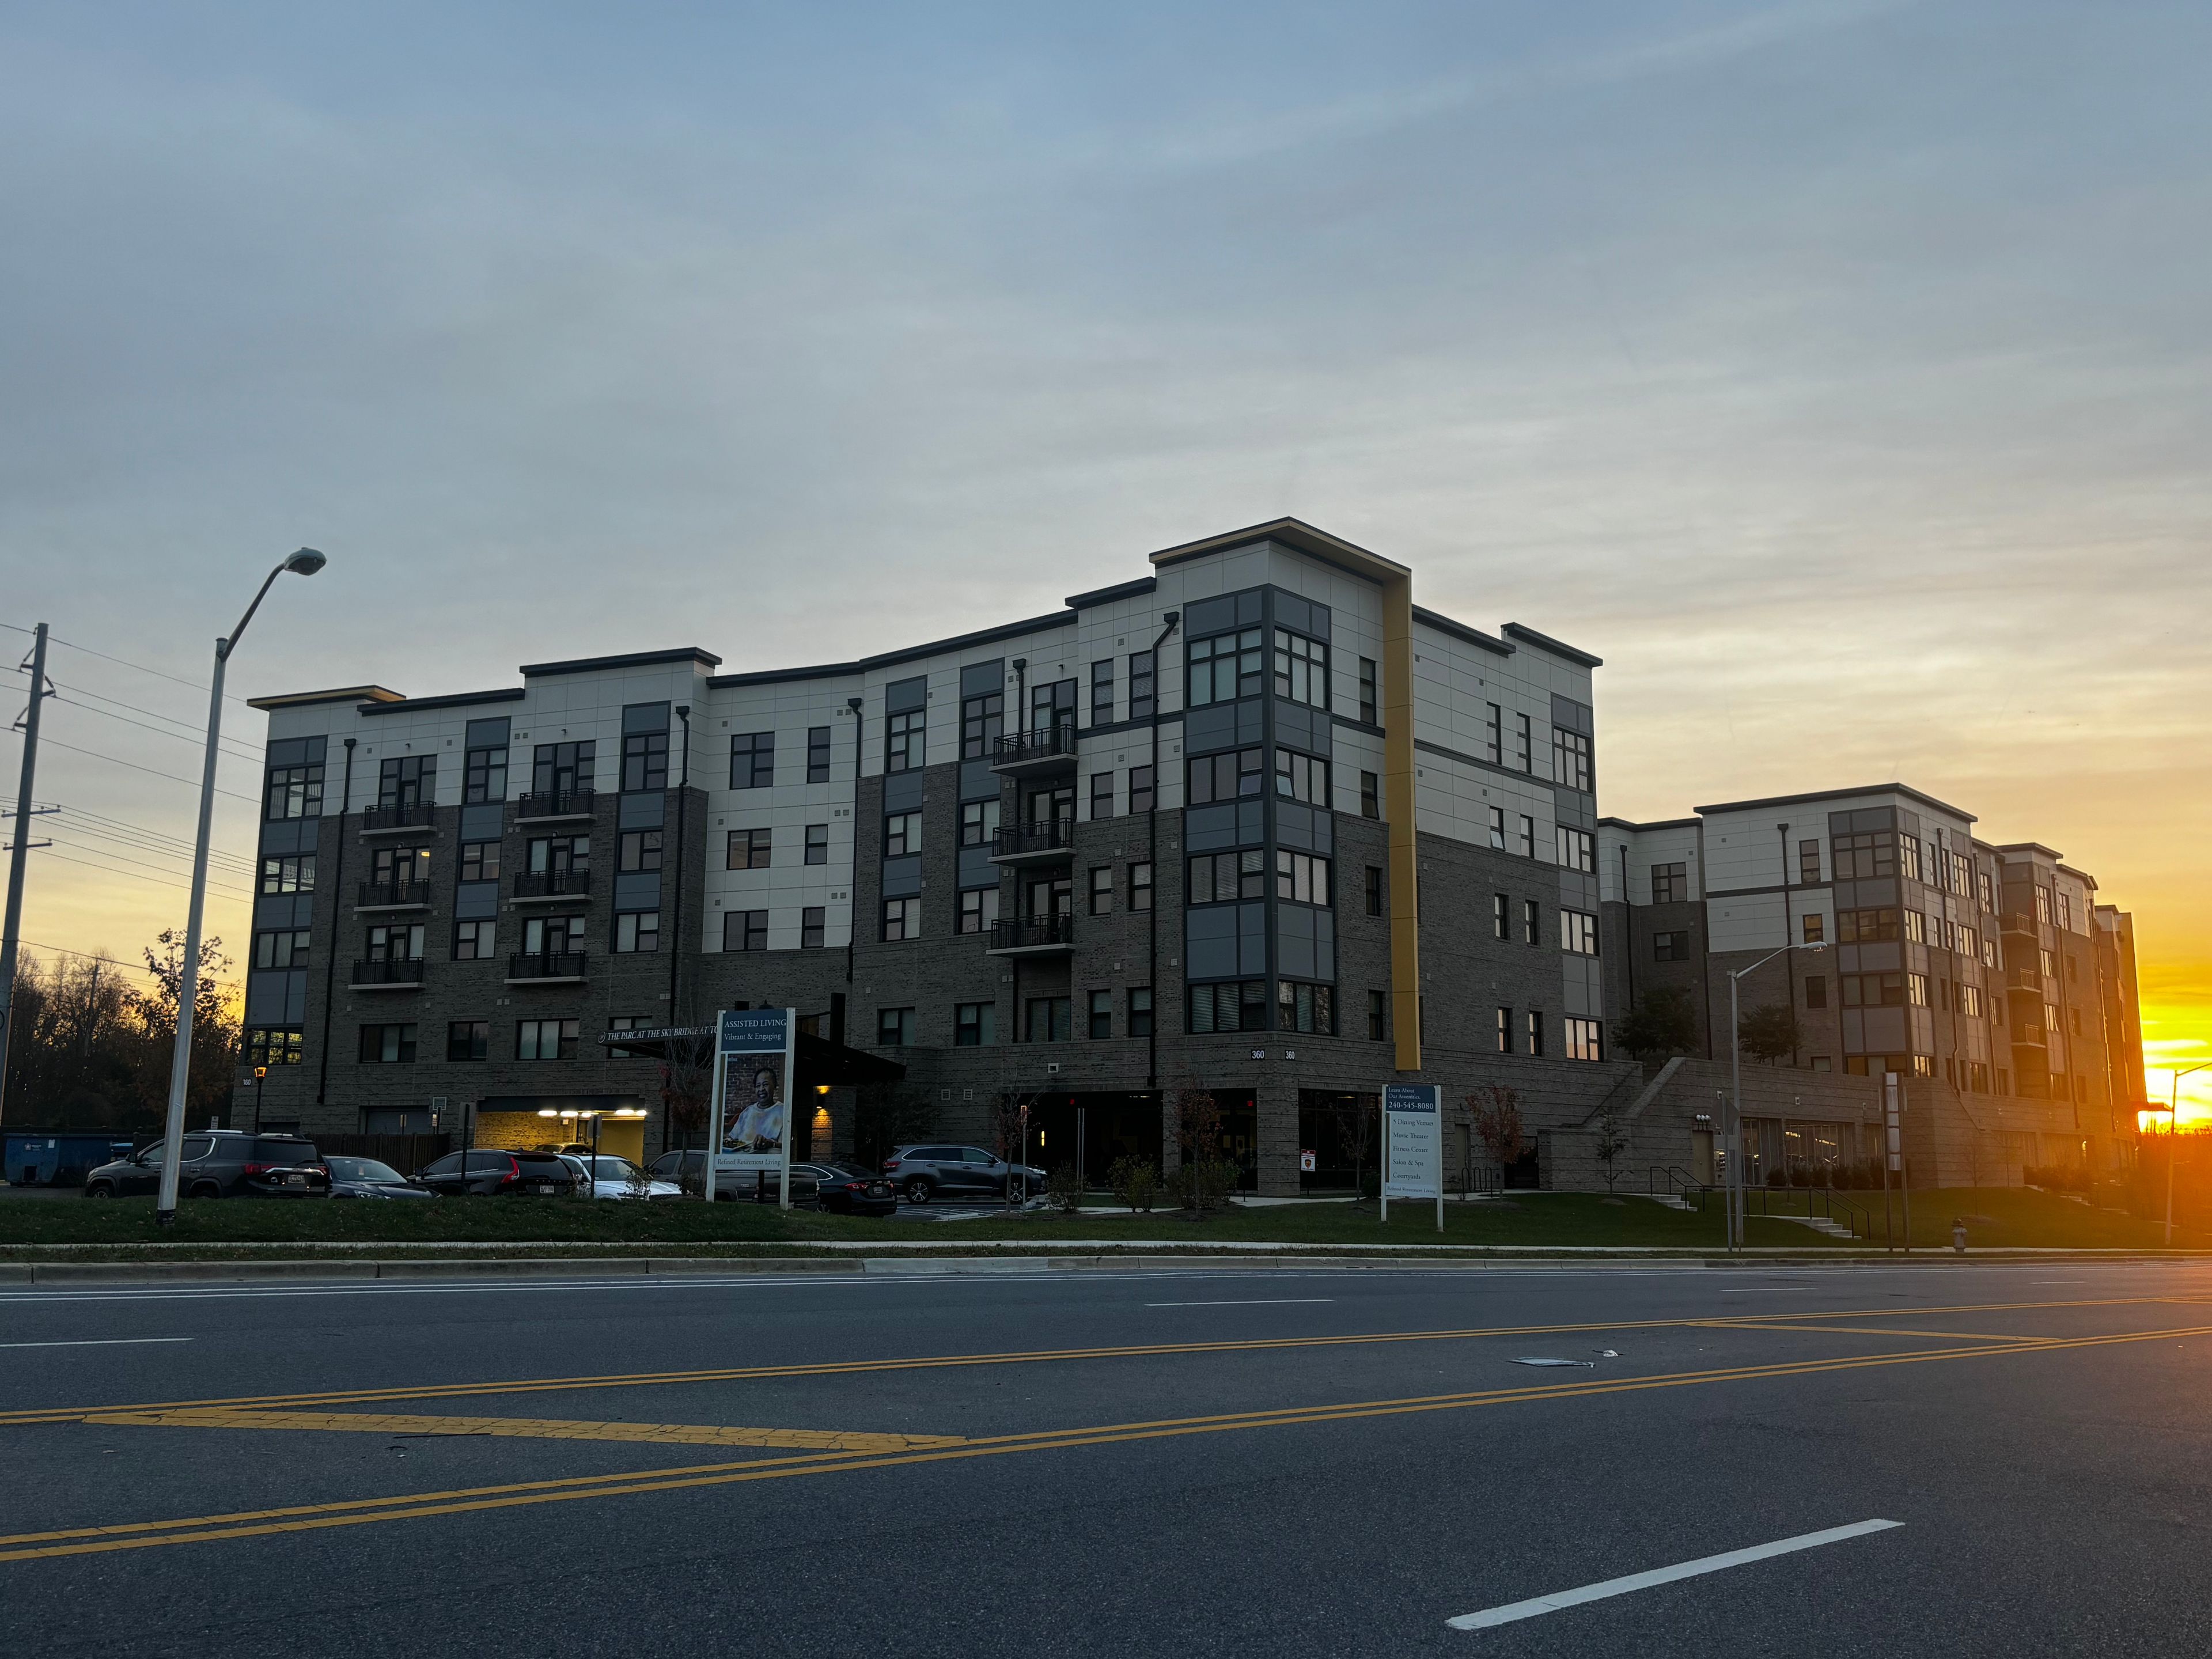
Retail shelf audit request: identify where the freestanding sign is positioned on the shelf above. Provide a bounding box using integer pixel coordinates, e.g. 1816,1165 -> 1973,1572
704,1009 -> 798,1208
1382,1084 -> 1444,1232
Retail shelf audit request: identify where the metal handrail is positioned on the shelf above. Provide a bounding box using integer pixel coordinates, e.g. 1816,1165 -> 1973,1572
990,725 -> 1077,765
516,789 -> 595,820
355,880 -> 430,907
992,818 -> 1075,857
513,869 -> 592,897
987,915 -> 1074,950
359,800 -> 434,832
349,957 -> 425,986
506,951 -> 587,979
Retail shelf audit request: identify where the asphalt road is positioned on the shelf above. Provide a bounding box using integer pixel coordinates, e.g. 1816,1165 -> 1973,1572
3,1259 -> 2210,1657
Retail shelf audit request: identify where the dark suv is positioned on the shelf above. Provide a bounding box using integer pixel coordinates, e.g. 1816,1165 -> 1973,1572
881,1144 -> 1048,1205
416,1149 -> 578,1196
82,1132 -> 328,1200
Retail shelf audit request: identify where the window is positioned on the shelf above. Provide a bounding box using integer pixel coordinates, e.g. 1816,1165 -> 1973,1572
1088,990 -> 1113,1039
1189,850 -> 1266,904
1959,982 -> 1983,1018
730,733 -> 775,790
960,691 -> 1003,760
372,844 -> 431,889
1023,997 -> 1071,1042
1552,729 -> 1592,793
960,800 -> 1000,847
253,929 -> 311,969
1364,866 -> 1384,918
1526,1011 -> 1545,1056
1798,839 -> 1821,884
724,909 -> 768,952
2057,891 -> 2074,931
520,914 -> 582,957
1089,866 -> 1114,915
955,1002 -> 995,1046
245,1028 -> 303,1067
1187,980 -> 1268,1032
1276,850 -> 1330,905
1487,807 -> 1505,850
358,1023 -> 418,1063
886,707 -> 923,772
884,811 -> 921,858
1514,713 -> 1533,772
614,911 -> 659,953
1273,629 -> 1328,707
459,840 -> 500,882
619,830 -> 662,872
1556,825 -> 1596,873
2035,886 -> 2051,924
1559,910 -> 1599,956
1804,976 -> 1827,1009
621,730 -> 667,793
1129,987 -> 1153,1037
1128,650 -> 1156,721
464,745 -> 507,805
877,1007 -> 914,1047
1840,973 -> 1905,1007
1653,930 -> 1687,961
1522,899 -> 1540,945
1906,972 -> 1929,1007
532,740 -> 594,798
1902,910 -> 1926,944
1367,990 -> 1387,1041
1496,1007 -> 1513,1053
1361,772 -> 1381,819
1029,679 -> 1076,738
1485,703 -> 1503,765
259,854 -> 316,895
1652,862 -> 1687,904
1518,816 -> 1536,858
1090,660 -> 1115,725
1130,764 -> 1155,815
1187,628 -> 1264,706
807,725 -> 831,783
1838,907 -> 1899,942
1276,981 -> 1334,1033
1130,861 -> 1153,911
1565,1018 -> 1603,1062
365,922 -> 424,961
1358,658 -> 1378,724
1187,747 -> 1263,804
377,755 -> 434,810
1274,749 -> 1328,805
1899,838 -> 1923,884
453,919 -> 496,960
795,906 -> 823,949
446,1021 -> 488,1062
1832,831 -> 1904,881
959,887 -> 1000,934
728,828 -> 772,870
791,823 -> 823,868
882,897 -> 920,941
1091,771 -> 1115,820
1492,893 -> 1509,940
2039,946 -> 2055,979
1802,912 -> 1825,944
265,763 -> 324,821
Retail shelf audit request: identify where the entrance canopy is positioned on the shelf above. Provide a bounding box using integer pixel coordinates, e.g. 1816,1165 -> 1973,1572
596,1024 -> 907,1088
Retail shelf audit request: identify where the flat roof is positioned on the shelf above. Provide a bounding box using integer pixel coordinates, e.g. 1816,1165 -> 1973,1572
1412,606 -> 1514,657
519,646 -> 721,677
245,685 -> 403,711
358,687 -> 527,718
1693,782 -> 1975,822
1599,815 -> 1700,831
1501,622 -> 1603,668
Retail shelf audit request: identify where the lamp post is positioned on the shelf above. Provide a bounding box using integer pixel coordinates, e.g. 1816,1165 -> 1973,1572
155,549 -> 327,1225
1725,940 -> 1828,1249
2164,1062 -> 2209,1248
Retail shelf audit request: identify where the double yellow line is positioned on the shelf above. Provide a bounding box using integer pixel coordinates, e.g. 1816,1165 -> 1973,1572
7,1319 -> 2210,1565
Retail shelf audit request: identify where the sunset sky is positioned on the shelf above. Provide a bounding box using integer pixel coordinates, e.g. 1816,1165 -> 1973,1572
3,2 -> 2207,1114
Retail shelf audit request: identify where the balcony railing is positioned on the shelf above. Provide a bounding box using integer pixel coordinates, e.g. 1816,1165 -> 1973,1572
986,915 -> 1074,954
513,869 -> 593,900
359,800 -> 435,834
507,951 -> 588,983
349,957 -> 425,988
2005,966 -> 2044,993
1999,911 -> 2039,937
990,818 -> 1075,861
355,880 -> 430,910
989,725 -> 1078,771
515,790 -> 595,823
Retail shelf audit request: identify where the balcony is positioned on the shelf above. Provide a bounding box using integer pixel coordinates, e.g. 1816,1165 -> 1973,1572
2005,965 -> 2044,993
990,817 -> 1075,866
2012,1024 -> 2048,1050
989,725 -> 1078,778
1999,911 -> 2040,938
359,800 -> 435,835
512,869 -> 593,903
506,951 -> 588,984
349,957 -> 425,991
986,914 -> 1074,957
516,789 -> 595,823
355,880 -> 430,912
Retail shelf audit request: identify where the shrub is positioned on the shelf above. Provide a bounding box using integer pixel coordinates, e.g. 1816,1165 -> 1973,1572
1107,1156 -> 1158,1213
1047,1163 -> 1084,1213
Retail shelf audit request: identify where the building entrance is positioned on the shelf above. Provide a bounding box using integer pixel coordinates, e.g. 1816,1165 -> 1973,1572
1021,1092 -> 1162,1185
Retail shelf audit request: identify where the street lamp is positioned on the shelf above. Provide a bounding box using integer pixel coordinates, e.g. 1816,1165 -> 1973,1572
155,548 -> 327,1225
1725,940 -> 1828,1250
2164,1062 -> 2209,1249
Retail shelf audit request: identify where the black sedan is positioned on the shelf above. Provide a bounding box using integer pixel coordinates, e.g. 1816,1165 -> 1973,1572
416,1149 -> 578,1196
801,1161 -> 897,1216
324,1156 -> 434,1199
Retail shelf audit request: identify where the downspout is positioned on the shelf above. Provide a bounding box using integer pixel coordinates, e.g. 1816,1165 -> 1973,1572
1618,843 -> 1635,1017
1145,612 -> 1179,1091
1778,821 -> 1794,1067
844,695 -> 862,987
663,706 -> 690,1161
315,736 -> 355,1113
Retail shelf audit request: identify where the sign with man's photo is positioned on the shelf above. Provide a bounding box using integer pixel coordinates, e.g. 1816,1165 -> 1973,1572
706,1008 -> 798,1203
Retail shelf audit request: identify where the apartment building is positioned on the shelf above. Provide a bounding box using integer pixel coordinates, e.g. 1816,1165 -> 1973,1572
1600,785 -> 2146,1185
244,520 -> 1642,1194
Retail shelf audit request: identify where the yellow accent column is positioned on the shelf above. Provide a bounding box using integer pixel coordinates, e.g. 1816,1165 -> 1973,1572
1381,572 -> 1421,1072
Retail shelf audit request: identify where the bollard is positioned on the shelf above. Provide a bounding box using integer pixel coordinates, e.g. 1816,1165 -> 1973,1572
1952,1218 -> 1967,1254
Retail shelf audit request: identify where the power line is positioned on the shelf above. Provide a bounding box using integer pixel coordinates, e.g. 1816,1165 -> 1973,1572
0,730 -> 261,805
44,835 -> 257,902
36,628 -> 256,710
46,680 -> 264,756
31,846 -> 256,904
3,801 -> 257,877
47,694 -> 263,767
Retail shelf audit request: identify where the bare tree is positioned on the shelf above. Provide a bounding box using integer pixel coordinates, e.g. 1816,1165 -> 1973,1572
1592,1114 -> 1631,1194
1332,1093 -> 1378,1199
1470,1084 -> 1528,1187
1173,1084 -> 1230,1211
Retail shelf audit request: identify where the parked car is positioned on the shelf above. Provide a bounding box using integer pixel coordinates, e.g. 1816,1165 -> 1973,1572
82,1132 -> 328,1200
881,1145 -> 1048,1205
556,1153 -> 684,1200
801,1161 -> 897,1216
646,1149 -> 821,1203
415,1149 -> 577,1197
323,1156 -> 434,1199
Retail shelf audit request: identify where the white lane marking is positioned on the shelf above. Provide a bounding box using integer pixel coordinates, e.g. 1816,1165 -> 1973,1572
1145,1298 -> 1336,1308
1446,1519 -> 1903,1631
0,1336 -> 194,1350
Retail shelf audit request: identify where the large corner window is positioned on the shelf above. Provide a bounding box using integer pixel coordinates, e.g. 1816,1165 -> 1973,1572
1186,629 -> 1262,707
1187,980 -> 1268,1033
1552,728 -> 1593,793
264,763 -> 323,821
1276,981 -> 1334,1033
1187,748 -> 1262,804
1272,629 -> 1328,709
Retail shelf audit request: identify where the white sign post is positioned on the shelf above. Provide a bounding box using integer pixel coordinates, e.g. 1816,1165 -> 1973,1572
705,1009 -> 798,1209
1383,1084 -> 1444,1233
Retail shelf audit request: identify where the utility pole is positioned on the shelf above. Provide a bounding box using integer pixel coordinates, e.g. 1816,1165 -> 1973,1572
0,622 -> 55,1154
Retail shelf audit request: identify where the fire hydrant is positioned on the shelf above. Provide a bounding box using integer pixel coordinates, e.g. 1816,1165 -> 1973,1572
1952,1218 -> 1968,1254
